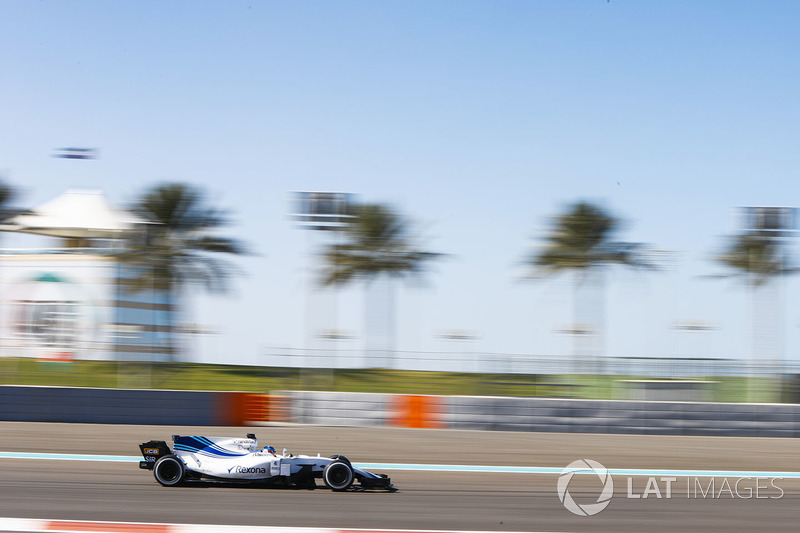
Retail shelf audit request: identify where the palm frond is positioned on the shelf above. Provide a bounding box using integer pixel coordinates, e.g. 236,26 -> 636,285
119,182 -> 246,294
0,179 -> 20,222
529,201 -> 654,277
319,203 -> 442,287
714,233 -> 793,286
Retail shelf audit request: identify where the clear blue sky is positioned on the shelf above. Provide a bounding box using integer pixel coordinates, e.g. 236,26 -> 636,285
2,1 -> 800,366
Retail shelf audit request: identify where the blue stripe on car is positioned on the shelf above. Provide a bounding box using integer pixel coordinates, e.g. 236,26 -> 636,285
173,437 -> 248,458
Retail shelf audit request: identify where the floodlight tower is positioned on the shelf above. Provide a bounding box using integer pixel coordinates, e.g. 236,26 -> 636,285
290,192 -> 356,369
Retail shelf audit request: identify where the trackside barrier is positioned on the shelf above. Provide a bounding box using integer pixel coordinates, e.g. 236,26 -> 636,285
277,391 -> 443,429
4,386 -> 800,436
390,394 -> 443,428
0,386 -> 219,425
282,391 -> 800,437
286,391 -> 389,426
242,393 -> 289,424
209,392 -> 291,426
0,387 -> 289,426
217,391 -> 244,426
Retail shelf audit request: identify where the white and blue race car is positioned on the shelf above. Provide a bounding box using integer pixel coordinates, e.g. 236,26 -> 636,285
139,434 -> 394,491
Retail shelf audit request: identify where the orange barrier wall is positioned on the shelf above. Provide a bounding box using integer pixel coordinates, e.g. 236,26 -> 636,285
389,394 -> 442,429
216,393 -> 289,426
216,392 -> 244,426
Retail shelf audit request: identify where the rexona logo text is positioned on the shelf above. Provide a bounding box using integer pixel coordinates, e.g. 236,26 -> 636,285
228,466 -> 267,474
557,459 -> 614,517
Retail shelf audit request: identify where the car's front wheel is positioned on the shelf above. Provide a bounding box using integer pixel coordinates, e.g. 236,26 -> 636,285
329,454 -> 351,466
153,454 -> 185,487
323,461 -> 354,491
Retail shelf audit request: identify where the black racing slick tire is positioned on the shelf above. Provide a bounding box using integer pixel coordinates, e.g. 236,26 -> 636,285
329,454 -> 351,467
153,454 -> 185,486
323,461 -> 354,491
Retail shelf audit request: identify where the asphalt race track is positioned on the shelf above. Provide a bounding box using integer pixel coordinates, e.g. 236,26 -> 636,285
1,422 -> 800,532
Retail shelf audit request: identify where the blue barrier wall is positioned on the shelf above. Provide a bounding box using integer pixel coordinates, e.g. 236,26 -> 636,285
0,386 -> 219,425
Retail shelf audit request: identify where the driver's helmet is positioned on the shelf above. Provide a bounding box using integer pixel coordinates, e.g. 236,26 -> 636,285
264,445 -> 276,456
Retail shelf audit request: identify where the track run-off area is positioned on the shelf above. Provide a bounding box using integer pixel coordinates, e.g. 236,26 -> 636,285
1,422 -> 800,532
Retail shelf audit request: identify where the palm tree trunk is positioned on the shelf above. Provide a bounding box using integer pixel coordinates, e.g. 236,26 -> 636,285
750,276 -> 782,401
160,284 -> 178,363
573,267 -> 605,373
365,274 -> 395,369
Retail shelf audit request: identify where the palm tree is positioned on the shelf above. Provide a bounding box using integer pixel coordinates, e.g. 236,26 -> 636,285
0,179 -> 20,363
320,203 -> 441,367
528,201 -> 654,365
715,233 -> 789,286
0,180 -> 19,221
118,183 -> 246,360
714,231 -> 794,399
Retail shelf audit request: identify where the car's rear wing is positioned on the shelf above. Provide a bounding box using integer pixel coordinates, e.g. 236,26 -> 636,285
138,440 -> 171,470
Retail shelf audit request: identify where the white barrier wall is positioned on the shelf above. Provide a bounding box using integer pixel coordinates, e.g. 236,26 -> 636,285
288,391 -> 389,426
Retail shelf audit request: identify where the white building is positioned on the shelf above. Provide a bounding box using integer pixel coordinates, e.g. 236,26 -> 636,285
0,190 -> 174,362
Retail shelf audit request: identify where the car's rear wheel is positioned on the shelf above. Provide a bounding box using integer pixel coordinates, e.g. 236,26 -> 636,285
153,454 -> 185,486
323,461 -> 354,491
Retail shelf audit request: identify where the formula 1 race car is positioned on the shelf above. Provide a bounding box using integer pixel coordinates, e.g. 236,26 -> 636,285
138,434 -> 394,491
